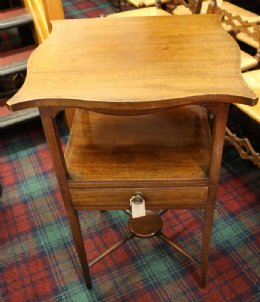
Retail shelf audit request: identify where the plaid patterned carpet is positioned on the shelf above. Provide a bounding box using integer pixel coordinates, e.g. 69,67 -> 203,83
62,0 -> 115,18
1,1 -> 260,301
0,118 -> 259,301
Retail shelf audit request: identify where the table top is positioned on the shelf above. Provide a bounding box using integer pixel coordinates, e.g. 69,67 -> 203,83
8,15 -> 257,112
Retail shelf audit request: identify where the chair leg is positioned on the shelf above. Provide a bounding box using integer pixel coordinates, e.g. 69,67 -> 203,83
65,205 -> 92,288
200,204 -> 216,288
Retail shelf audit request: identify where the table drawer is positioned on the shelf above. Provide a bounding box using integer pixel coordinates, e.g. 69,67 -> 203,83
70,187 -> 208,210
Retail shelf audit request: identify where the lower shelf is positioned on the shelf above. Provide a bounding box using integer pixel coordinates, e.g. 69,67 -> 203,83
65,105 -> 212,182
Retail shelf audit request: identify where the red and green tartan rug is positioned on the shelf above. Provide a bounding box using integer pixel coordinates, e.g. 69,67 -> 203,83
62,0 -> 115,18
0,119 -> 259,301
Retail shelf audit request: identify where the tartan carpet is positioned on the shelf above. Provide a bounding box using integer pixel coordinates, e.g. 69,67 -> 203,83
62,0 -> 115,18
0,116 -> 259,302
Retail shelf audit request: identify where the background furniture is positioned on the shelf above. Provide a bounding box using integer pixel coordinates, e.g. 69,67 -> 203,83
226,70 -> 260,167
22,0 -> 64,42
127,0 -> 204,14
0,0 -> 39,127
108,5 -> 171,16
209,1 -> 260,166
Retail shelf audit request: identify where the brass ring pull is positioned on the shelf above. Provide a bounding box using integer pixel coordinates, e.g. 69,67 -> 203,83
130,192 -> 145,205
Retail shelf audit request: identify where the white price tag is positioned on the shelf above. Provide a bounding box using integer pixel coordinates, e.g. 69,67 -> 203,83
130,193 -> 146,218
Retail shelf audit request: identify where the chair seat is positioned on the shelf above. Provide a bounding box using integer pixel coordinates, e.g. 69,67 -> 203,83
222,2 -> 260,23
240,50 -> 258,72
219,27 -> 259,51
201,1 -> 260,22
173,1 -> 212,15
235,70 -> 260,124
236,32 -> 259,50
127,0 -> 170,8
173,1 -> 209,15
172,5 -> 191,15
209,2 -> 260,53
127,0 -> 154,7
108,7 -> 171,17
199,1 -> 214,14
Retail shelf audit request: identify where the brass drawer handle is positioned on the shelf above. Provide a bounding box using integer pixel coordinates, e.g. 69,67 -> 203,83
130,192 -> 145,205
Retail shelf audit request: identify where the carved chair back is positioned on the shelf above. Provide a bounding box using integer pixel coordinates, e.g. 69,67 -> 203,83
172,0 -> 203,13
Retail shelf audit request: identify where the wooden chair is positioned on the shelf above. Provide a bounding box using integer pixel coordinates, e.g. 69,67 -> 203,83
22,0 -> 64,43
226,69 -> 260,168
209,4 -> 260,166
218,1 -> 260,24
107,6 -> 171,17
200,0 -> 220,14
23,0 -> 78,128
127,0 -> 172,9
210,1 -> 260,34
232,21 -> 259,72
171,0 -> 203,14
212,5 -> 260,72
126,0 -> 203,14
202,1 -> 260,22
224,17 -> 259,72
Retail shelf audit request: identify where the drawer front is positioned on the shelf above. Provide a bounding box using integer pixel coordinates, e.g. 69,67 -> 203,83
70,187 -> 208,210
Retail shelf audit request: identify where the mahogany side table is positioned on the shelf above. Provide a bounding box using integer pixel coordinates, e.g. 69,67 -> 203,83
7,15 -> 257,288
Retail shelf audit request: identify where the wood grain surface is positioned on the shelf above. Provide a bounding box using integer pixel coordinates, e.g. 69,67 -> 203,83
8,15 -> 257,112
